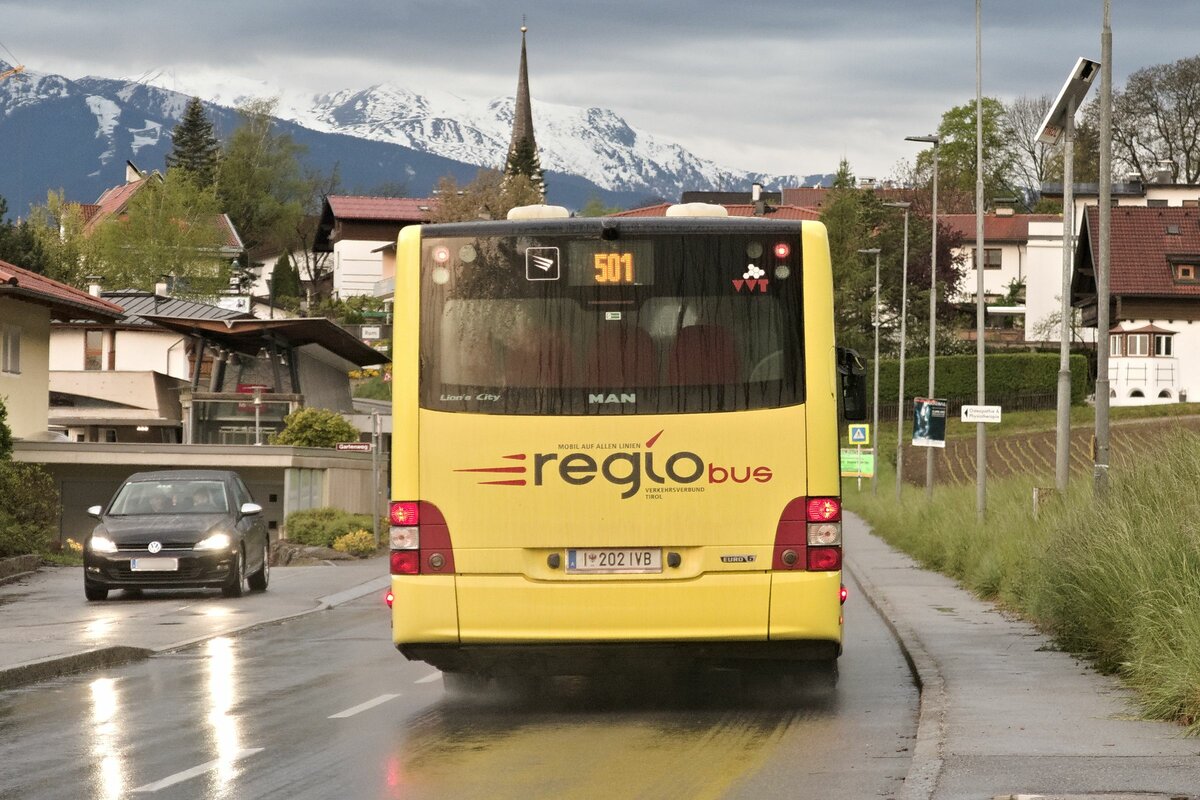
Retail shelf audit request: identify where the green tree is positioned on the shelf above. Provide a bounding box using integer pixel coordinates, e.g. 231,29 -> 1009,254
431,170 -> 542,222
26,190 -> 104,286
578,195 -> 623,217
0,195 -> 48,274
271,406 -> 359,448
831,158 -> 855,189
91,170 -> 229,295
914,98 -> 1018,213
504,135 -> 545,200
166,97 -> 220,189
216,99 -> 308,255
1111,55 -> 1200,183
269,251 -> 302,300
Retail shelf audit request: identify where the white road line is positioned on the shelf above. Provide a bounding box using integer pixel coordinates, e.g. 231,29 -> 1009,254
133,748 -> 263,793
415,672 -> 442,684
328,693 -> 401,719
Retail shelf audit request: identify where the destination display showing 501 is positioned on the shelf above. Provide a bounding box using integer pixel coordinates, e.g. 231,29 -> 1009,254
567,240 -> 654,286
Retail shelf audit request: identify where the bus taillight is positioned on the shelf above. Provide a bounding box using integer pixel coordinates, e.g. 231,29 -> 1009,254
806,497 -> 841,522
390,500 -> 456,576
808,547 -> 841,571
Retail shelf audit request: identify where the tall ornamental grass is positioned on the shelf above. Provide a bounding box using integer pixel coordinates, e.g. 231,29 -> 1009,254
848,434 -> 1200,735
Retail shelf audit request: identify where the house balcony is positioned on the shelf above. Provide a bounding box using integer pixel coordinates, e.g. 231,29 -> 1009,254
1107,357 -> 1180,405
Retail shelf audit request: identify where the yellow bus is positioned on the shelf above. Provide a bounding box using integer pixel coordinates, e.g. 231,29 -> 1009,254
389,204 -> 866,688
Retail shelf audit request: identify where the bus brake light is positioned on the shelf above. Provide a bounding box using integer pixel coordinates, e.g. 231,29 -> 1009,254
773,242 -> 791,259
808,547 -> 841,572
391,501 -> 419,526
806,497 -> 841,522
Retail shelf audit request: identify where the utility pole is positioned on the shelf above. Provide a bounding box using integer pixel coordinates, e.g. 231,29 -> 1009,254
1095,0 -> 1112,494
859,248 -> 883,496
974,0 -> 987,523
884,202 -> 912,502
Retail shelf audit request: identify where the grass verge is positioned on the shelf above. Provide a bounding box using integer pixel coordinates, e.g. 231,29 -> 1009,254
846,433 -> 1200,735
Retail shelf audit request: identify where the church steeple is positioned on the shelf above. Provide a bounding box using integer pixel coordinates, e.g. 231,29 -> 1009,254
504,24 -> 545,200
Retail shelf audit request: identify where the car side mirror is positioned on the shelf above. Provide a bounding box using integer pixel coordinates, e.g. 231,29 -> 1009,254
87,505 -> 103,518
240,502 -> 263,516
836,346 -> 868,422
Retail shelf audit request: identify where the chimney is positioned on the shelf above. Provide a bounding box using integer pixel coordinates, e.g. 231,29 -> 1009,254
996,207 -> 1015,217
1153,165 -> 1173,184
86,276 -> 102,297
752,182 -> 764,216
155,279 -> 170,297
124,161 -> 143,184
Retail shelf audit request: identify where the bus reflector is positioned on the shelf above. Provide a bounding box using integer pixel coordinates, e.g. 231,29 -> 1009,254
808,547 -> 841,572
839,585 -> 848,604
385,590 -> 394,608
806,497 -> 841,522
391,551 -> 419,575
390,501 -> 419,526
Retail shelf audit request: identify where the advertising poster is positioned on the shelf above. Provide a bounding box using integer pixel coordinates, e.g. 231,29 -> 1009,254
912,397 -> 948,448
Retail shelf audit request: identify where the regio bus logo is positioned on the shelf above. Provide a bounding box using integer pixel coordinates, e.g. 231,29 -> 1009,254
456,430 -> 773,499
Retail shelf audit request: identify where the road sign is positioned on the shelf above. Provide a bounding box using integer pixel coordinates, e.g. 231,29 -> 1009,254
848,424 -> 870,446
335,442 -> 373,452
840,448 -> 875,477
961,404 -> 1003,424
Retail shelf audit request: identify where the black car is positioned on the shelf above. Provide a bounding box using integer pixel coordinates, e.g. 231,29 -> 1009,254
83,470 -> 270,601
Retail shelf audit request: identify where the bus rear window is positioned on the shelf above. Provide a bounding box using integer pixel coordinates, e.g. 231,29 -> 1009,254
419,229 -> 804,415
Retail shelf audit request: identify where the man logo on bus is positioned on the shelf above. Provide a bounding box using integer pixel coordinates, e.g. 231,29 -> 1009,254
456,430 -> 773,499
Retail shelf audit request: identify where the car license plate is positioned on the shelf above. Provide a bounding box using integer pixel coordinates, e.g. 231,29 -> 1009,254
566,548 -> 661,574
130,558 -> 179,572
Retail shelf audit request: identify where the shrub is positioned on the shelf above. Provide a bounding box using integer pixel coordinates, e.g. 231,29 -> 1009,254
873,353 -> 1089,406
0,462 -> 59,558
333,529 -> 377,557
285,507 -> 373,548
271,407 -> 360,448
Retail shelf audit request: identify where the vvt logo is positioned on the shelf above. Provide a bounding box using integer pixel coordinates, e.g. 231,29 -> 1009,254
457,430 -> 773,499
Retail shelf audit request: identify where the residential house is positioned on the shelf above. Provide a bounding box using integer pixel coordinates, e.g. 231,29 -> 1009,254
0,259 -> 124,439
313,195 -> 437,299
1072,206 -> 1200,405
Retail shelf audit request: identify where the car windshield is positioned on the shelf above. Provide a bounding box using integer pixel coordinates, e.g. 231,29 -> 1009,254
108,480 -> 230,515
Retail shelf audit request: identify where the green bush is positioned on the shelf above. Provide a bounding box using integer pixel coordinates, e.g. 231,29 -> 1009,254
271,407 -> 360,448
285,507 -> 374,548
872,352 -> 1089,406
333,529 -> 377,557
0,462 -> 59,558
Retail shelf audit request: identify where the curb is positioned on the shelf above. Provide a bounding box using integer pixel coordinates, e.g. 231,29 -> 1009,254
0,572 -> 389,692
845,554 -> 946,800
0,554 -> 41,586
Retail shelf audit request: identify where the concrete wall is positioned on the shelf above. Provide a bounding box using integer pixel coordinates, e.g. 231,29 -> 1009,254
0,299 -> 51,439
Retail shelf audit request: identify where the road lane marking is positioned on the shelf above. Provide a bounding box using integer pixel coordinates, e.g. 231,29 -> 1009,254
415,672 -> 442,684
132,748 -> 263,793
328,693 -> 401,719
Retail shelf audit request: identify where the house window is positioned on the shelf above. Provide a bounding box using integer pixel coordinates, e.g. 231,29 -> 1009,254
1,325 -> 20,375
973,248 -> 1003,270
1148,199 -> 1169,208
1155,334 -> 1173,357
1127,333 -> 1149,356
85,330 -> 103,370
1175,263 -> 1198,282
1109,334 -> 1123,357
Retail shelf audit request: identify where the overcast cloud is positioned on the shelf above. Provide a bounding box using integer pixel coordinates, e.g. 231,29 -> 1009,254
3,1 -> 1199,181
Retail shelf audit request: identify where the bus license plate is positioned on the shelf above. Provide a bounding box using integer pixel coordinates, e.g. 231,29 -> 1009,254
130,558 -> 178,572
566,548 -> 661,574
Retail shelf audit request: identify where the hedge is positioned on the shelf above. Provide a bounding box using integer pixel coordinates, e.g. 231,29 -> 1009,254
870,352 -> 1089,407
285,507 -> 374,548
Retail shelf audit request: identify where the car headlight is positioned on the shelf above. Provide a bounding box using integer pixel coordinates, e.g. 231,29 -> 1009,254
89,536 -> 118,554
194,533 -> 233,551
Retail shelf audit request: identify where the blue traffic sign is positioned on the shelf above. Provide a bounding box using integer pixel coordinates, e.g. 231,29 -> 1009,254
848,424 -> 870,445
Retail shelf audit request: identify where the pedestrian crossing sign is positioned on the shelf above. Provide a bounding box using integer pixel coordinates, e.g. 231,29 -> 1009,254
848,424 -> 870,445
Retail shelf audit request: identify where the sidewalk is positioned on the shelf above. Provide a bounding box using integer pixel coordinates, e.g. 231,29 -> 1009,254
844,513 -> 1200,800
0,557 -> 389,691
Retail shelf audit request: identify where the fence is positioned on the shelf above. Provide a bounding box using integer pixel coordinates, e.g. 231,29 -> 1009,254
871,392 -> 1058,423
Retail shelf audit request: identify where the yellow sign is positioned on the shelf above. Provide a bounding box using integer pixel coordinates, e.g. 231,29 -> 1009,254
847,424 -> 870,446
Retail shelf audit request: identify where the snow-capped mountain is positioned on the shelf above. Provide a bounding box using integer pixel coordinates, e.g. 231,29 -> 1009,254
1,61 -> 822,217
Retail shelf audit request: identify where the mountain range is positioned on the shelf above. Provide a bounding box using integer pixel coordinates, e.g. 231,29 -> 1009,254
0,61 -> 828,216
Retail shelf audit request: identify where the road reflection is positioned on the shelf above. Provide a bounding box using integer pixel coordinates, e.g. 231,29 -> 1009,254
205,637 -> 243,797
88,677 -> 126,800
380,673 -> 839,800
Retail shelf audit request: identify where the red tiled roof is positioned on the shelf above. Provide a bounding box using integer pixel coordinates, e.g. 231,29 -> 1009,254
85,179 -> 148,233
941,213 -> 1061,243
0,259 -> 124,320
1086,206 -> 1200,296
611,203 -> 822,220
326,196 -> 439,222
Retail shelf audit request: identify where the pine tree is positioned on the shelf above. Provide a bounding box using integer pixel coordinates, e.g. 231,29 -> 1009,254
504,136 -> 545,200
270,252 -> 302,299
167,97 -> 220,189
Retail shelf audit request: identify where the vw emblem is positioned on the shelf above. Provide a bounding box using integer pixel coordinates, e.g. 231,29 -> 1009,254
148,541 -> 162,554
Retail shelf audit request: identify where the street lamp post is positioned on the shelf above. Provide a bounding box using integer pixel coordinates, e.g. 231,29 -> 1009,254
905,134 -> 940,499
883,202 -> 911,501
859,247 -> 882,496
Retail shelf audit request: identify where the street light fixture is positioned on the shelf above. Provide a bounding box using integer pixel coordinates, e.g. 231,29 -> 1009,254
883,201 -> 911,501
858,247 -> 882,496
905,134 -> 940,499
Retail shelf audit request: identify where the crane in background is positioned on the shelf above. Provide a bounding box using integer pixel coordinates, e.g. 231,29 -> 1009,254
0,39 -> 24,83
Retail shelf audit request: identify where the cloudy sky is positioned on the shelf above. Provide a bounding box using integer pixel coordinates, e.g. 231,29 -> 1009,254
3,1 -> 1199,180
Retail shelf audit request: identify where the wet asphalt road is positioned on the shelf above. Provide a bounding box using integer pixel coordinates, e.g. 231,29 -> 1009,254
0,586 -> 917,799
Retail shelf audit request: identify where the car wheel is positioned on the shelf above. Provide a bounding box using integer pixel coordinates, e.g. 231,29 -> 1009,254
84,582 -> 108,602
222,546 -> 245,598
248,541 -> 270,592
